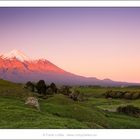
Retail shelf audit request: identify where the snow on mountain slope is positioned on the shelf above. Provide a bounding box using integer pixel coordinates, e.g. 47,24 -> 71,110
0,50 -> 65,74
2,49 -> 31,62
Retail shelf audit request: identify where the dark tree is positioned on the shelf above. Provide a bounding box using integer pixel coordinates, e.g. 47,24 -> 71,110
50,83 -> 57,93
36,80 -> 47,95
25,81 -> 35,92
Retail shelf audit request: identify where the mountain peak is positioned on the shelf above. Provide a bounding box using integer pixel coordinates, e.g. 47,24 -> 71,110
2,49 -> 31,62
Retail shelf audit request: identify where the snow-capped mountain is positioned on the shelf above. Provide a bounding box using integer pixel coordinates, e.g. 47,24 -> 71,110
0,50 -> 137,86
2,49 -> 31,62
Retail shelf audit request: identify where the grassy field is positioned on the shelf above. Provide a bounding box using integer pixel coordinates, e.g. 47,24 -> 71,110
0,79 -> 140,128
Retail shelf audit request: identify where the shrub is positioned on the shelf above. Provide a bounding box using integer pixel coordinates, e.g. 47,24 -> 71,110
123,92 -> 133,99
104,90 -> 140,100
110,91 -> 118,98
105,90 -> 120,98
131,92 -> 140,100
60,86 -> 71,96
104,90 -> 113,98
69,90 -> 80,101
117,105 -> 140,117
115,91 -> 125,98
69,89 -> 86,101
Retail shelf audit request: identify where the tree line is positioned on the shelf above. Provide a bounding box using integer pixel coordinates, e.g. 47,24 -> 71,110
25,80 -> 57,95
25,80 -> 85,101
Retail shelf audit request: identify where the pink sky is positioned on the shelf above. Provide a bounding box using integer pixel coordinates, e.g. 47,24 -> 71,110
0,8 -> 140,83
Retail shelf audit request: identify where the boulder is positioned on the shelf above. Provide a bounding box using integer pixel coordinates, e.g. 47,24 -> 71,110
25,97 -> 40,110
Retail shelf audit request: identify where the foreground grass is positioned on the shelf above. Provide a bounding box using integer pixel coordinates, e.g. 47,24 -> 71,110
107,112 -> 140,128
0,79 -> 140,128
0,97 -> 88,128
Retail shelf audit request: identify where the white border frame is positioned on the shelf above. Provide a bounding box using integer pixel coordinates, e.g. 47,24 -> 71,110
0,1 -> 139,7
0,129 -> 140,139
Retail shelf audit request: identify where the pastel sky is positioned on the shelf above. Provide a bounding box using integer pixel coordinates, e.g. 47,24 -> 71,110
0,8 -> 140,83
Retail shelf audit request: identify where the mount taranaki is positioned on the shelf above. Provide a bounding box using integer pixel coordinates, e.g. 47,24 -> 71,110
0,50 -> 137,86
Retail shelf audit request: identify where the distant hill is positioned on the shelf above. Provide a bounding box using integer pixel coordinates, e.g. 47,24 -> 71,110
0,49 -> 139,86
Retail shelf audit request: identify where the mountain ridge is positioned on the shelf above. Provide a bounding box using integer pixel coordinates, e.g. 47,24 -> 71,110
0,50 -> 139,86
